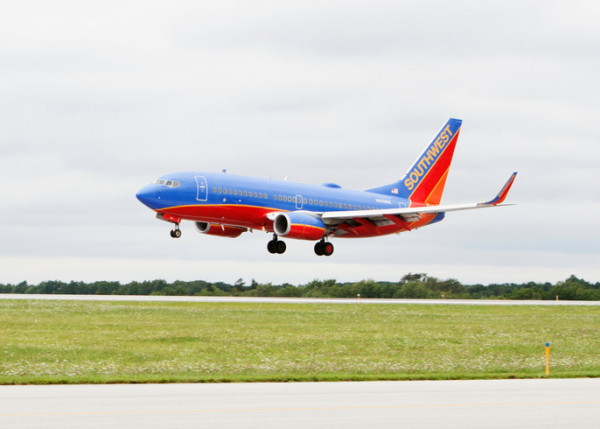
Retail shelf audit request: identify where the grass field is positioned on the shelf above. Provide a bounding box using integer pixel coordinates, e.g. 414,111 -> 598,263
0,300 -> 599,384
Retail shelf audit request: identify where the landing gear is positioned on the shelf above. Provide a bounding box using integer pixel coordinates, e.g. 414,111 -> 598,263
267,235 -> 286,254
314,239 -> 334,256
267,235 -> 333,256
170,225 -> 182,238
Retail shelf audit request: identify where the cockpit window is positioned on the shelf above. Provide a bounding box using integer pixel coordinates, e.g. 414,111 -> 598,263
154,179 -> 180,187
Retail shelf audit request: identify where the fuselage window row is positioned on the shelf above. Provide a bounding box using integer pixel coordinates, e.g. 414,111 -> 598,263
213,187 -> 268,199
209,187 -> 374,210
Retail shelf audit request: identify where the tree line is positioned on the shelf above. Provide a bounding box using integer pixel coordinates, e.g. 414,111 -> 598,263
1,274 -> 599,300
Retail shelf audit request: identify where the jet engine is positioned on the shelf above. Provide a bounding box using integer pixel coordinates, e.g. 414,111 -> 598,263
195,222 -> 247,238
273,212 -> 325,240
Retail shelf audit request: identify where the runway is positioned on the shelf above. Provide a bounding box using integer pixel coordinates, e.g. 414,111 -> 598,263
1,293 -> 599,305
1,379 -> 599,428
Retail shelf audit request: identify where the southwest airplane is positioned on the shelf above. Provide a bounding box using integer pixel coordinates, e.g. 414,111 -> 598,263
136,118 -> 516,256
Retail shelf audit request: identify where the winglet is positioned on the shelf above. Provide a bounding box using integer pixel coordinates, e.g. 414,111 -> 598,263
480,172 -> 517,206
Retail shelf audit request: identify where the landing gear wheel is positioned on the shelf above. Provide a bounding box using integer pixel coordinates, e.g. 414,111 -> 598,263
268,235 -> 286,254
314,240 -> 333,256
314,242 -> 325,256
276,240 -> 286,254
170,228 -> 182,238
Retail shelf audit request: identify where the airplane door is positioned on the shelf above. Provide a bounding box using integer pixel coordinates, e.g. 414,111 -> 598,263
195,175 -> 208,201
295,194 -> 303,209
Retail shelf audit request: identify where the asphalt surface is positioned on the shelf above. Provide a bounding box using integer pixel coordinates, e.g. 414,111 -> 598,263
1,379 -> 600,428
1,293 -> 599,305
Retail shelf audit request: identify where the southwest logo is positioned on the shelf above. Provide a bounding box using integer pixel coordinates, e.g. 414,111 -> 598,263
404,124 -> 454,191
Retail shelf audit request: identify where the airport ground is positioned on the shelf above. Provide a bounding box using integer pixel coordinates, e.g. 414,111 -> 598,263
1,295 -> 599,428
1,295 -> 599,384
2,379 -> 600,428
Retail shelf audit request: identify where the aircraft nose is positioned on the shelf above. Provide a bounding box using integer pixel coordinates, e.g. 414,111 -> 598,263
136,185 -> 160,208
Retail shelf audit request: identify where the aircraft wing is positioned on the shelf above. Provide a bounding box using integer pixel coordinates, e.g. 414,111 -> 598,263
320,172 -> 517,228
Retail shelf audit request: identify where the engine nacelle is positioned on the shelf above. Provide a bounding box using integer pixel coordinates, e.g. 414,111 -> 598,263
273,212 -> 326,241
195,222 -> 247,238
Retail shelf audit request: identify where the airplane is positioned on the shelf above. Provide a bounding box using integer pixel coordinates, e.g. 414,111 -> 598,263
136,118 -> 516,256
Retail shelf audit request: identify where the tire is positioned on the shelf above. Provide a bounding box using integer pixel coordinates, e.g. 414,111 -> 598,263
314,242 -> 324,256
276,240 -> 286,254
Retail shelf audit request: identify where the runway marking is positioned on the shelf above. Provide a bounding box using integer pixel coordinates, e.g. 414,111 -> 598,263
3,401 -> 600,417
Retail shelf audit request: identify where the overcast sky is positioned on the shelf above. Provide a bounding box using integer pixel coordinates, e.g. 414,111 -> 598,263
1,1 -> 599,286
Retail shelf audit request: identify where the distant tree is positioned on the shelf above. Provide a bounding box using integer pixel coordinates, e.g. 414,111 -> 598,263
2,274 -> 599,300
393,281 -> 434,299
401,273 -> 427,283
231,278 -> 246,294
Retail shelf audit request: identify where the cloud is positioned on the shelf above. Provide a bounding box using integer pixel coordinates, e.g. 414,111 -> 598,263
1,1 -> 599,285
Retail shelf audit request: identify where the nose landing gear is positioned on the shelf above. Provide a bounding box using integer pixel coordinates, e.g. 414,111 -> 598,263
170,225 -> 182,238
156,213 -> 183,239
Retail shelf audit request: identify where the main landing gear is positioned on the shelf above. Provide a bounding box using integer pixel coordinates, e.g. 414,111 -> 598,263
267,236 -> 334,256
314,239 -> 334,257
267,235 -> 286,254
169,225 -> 182,238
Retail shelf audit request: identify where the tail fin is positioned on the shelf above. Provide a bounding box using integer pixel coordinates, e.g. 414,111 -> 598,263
368,118 -> 462,205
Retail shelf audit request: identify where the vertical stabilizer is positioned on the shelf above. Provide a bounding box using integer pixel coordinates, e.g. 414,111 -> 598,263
368,118 -> 462,205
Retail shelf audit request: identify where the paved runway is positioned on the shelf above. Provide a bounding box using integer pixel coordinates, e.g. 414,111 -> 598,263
1,379 -> 599,428
1,293 -> 599,305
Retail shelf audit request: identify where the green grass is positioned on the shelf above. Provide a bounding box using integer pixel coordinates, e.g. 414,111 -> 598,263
0,300 -> 599,384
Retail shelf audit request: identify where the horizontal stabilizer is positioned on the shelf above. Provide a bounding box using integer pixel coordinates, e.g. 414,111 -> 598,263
321,172 -> 517,224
